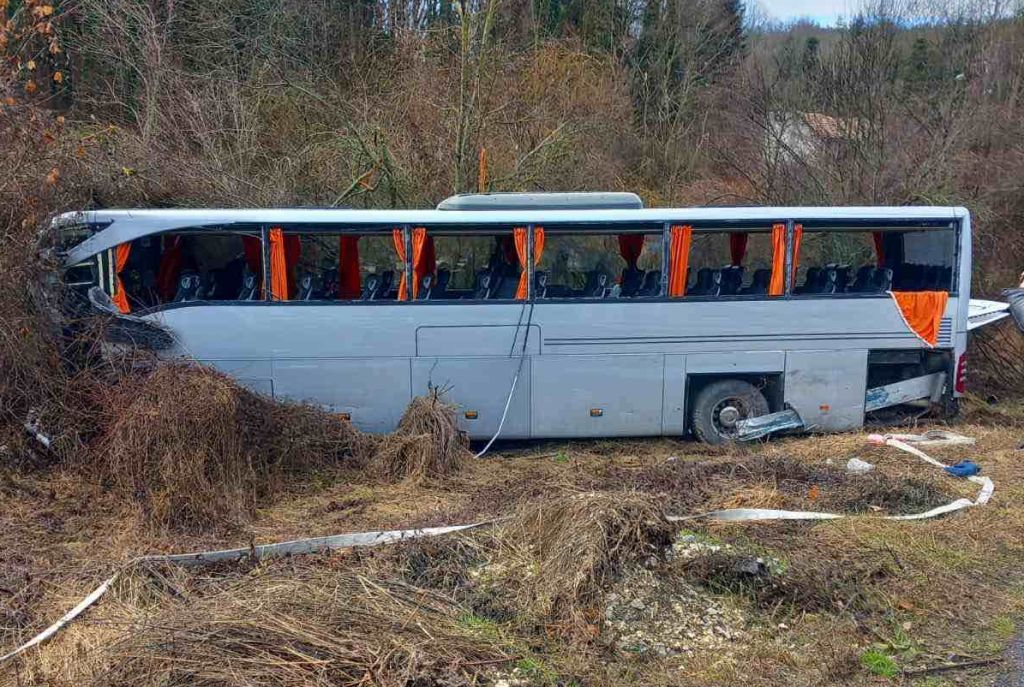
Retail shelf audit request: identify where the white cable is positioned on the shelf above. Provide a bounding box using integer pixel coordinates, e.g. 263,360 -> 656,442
474,300 -> 535,459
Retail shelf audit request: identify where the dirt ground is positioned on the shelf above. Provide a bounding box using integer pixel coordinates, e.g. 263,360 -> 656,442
2,400 -> 1024,686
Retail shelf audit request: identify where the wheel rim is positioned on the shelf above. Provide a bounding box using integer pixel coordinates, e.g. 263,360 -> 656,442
711,397 -> 753,437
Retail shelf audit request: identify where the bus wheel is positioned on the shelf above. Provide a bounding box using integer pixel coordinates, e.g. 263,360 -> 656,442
691,379 -> 770,445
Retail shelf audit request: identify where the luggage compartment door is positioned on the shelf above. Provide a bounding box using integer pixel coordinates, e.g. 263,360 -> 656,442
531,354 -> 665,437
784,350 -> 868,431
411,357 -> 531,439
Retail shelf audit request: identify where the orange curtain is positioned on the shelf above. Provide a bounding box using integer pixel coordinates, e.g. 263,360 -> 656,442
393,227 -> 434,300
891,291 -> 949,347
791,224 -> 803,289
156,235 -> 183,301
111,242 -> 132,313
268,227 -> 289,300
729,233 -> 748,266
513,226 -> 545,299
768,223 -> 787,296
618,234 -> 645,268
392,229 -> 409,300
338,235 -> 361,299
410,227 -> 431,299
414,231 -> 436,298
668,225 -> 693,297
872,232 -> 885,267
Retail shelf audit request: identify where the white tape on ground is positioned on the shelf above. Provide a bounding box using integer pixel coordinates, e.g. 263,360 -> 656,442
669,431 -> 992,524
0,522 -> 487,665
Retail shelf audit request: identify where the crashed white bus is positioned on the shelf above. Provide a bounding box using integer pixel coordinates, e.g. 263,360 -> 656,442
56,193 -> 1005,444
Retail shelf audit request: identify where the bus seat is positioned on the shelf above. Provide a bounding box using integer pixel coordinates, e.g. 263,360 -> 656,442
742,268 -> 771,295
579,270 -> 608,298
797,266 -> 821,294
320,268 -> 339,300
852,265 -> 874,292
297,272 -> 316,301
473,270 -> 495,299
820,267 -> 839,294
534,270 -> 548,299
434,268 -> 451,299
619,266 -> 645,297
720,265 -> 744,295
378,270 -> 395,299
417,273 -> 434,300
493,273 -> 519,299
238,271 -> 259,301
582,271 -> 610,298
638,270 -> 661,297
361,273 -> 382,300
174,272 -> 202,302
871,267 -> 893,292
690,268 -> 713,295
833,265 -> 851,292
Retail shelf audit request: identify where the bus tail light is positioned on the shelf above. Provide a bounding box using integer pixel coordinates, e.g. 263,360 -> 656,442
955,353 -> 967,394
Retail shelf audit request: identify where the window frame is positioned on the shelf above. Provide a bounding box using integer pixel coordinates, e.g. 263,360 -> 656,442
788,219 -> 960,299
123,216 -> 962,312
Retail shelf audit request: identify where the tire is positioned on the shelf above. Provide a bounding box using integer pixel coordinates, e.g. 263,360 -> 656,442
690,379 -> 770,445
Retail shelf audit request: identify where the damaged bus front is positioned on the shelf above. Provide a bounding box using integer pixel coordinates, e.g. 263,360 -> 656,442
55,198 -> 1005,444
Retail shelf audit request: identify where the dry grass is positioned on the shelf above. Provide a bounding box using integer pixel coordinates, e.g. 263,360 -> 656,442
28,559 -> 512,687
369,389 -> 471,483
92,364 -> 360,532
498,491 -> 675,630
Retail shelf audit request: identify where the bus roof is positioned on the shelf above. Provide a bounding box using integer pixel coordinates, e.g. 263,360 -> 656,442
58,204 -> 969,267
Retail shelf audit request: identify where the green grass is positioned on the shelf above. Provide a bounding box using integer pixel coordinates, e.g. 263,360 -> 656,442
860,648 -> 899,678
457,612 -> 504,640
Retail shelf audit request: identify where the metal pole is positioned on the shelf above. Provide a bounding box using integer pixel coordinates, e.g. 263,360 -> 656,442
260,225 -> 271,300
403,224 -> 413,299
526,223 -> 534,299
784,219 -> 795,297
660,222 -> 671,296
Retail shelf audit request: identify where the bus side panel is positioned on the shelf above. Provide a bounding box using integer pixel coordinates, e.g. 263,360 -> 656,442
412,357 -> 531,439
531,354 -> 664,437
273,358 -> 412,433
784,350 -> 868,431
661,354 -> 686,435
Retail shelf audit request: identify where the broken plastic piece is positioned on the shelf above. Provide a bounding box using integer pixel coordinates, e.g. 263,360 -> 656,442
735,408 -> 804,441
846,458 -> 874,474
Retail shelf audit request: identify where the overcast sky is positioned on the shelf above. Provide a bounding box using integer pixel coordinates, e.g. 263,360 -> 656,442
758,0 -> 862,25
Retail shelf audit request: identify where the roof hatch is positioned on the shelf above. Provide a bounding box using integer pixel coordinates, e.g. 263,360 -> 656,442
436,192 -> 644,211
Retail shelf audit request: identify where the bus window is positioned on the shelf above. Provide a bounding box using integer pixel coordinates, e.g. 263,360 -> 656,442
429,230 -> 521,300
794,229 -> 877,295
686,229 -> 774,297
795,227 -> 955,295
288,232 -> 400,301
117,231 -> 258,310
535,228 -> 663,299
895,229 -> 956,292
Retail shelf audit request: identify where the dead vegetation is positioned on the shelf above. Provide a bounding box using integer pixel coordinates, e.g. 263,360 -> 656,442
91,364 -> 361,531
369,389 -> 471,483
52,560 -> 512,687
498,491 -> 675,630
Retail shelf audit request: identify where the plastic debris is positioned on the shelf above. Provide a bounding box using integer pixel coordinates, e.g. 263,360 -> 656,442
846,457 -> 874,474
944,460 -> 981,478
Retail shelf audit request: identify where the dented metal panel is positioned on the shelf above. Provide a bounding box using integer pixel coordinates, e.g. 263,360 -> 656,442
784,350 -> 868,431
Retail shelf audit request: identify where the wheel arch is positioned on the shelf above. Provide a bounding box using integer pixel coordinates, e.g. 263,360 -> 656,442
684,373 -> 784,436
